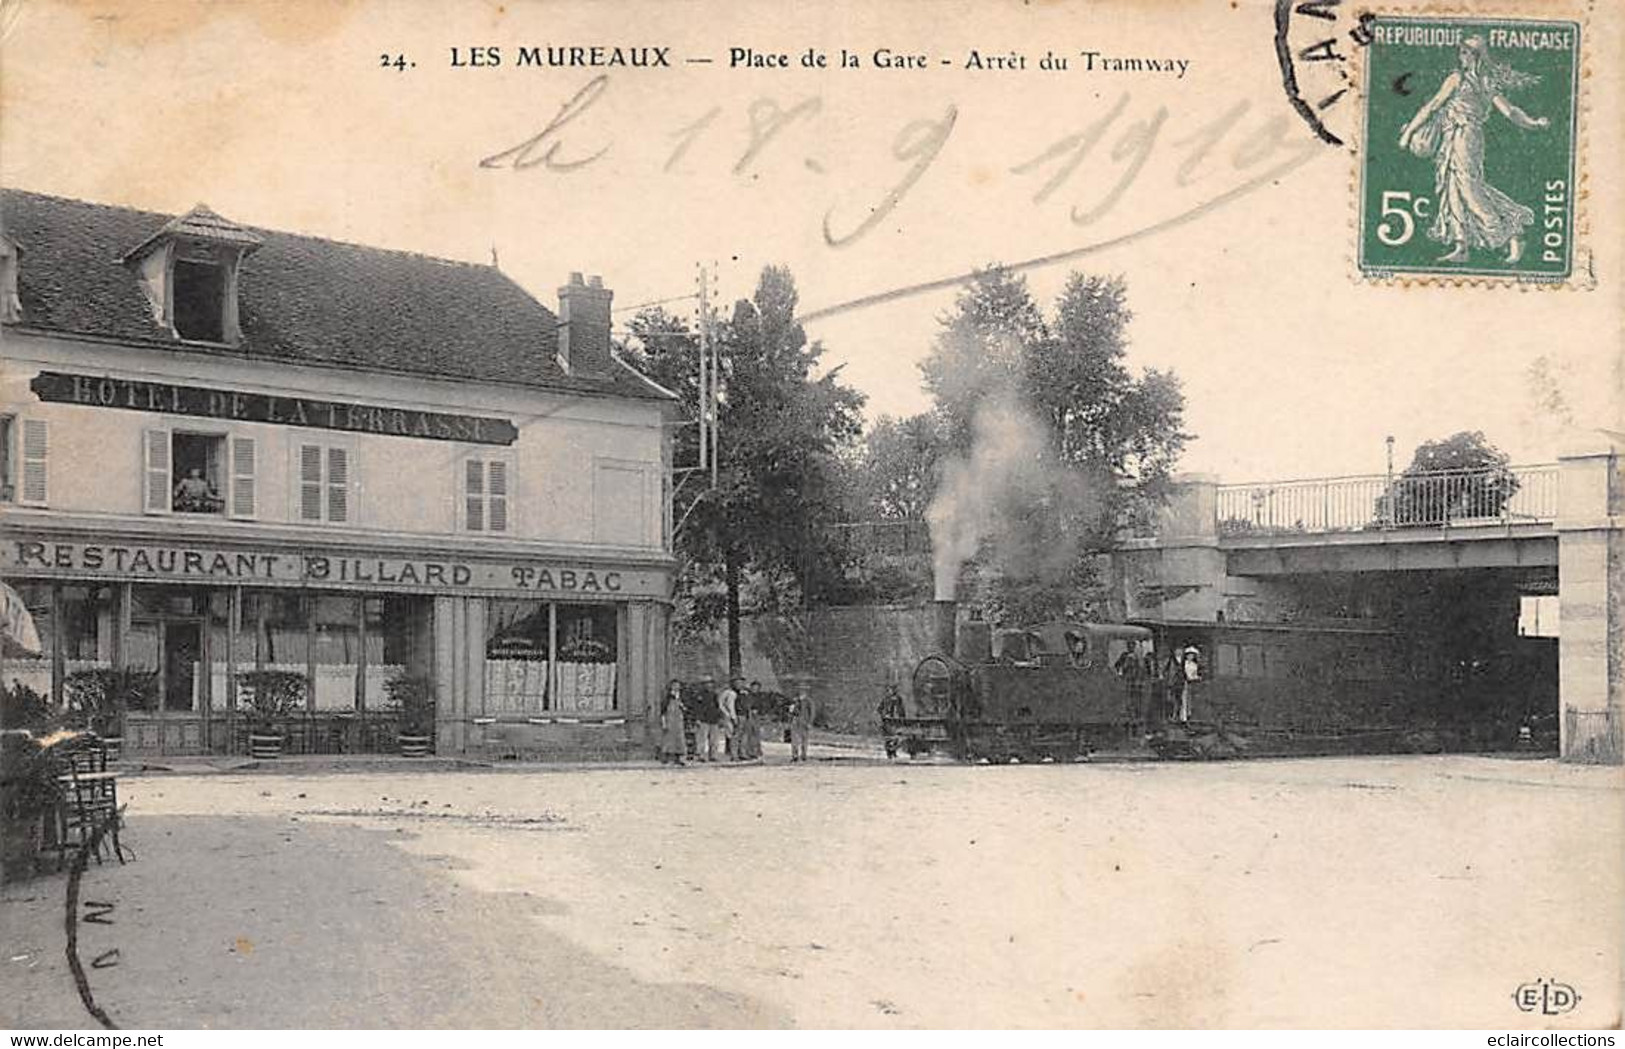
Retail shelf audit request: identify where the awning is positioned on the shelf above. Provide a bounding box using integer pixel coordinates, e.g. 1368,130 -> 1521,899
1,580 -> 42,658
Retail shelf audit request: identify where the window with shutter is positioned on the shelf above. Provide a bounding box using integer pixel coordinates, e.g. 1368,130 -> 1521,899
20,419 -> 48,506
462,457 -> 515,533
488,460 -> 508,533
295,443 -> 353,524
327,448 -> 349,523
229,436 -> 257,518
0,416 -> 15,502
465,459 -> 485,532
299,444 -> 324,521
143,428 -> 171,514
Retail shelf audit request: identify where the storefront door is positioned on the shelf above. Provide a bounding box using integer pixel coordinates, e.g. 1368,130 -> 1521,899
125,613 -> 213,756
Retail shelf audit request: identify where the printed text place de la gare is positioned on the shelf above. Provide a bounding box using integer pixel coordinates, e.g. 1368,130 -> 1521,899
446,45 -> 1190,77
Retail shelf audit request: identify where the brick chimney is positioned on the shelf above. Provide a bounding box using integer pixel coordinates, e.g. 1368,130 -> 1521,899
557,272 -> 613,376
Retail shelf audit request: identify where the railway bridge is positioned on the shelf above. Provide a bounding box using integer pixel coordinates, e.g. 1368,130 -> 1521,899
1119,437 -> 1622,763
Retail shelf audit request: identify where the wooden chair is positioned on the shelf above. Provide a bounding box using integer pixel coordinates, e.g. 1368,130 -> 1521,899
48,735 -> 127,869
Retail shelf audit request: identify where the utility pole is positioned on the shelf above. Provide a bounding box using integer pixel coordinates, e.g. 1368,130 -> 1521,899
696,263 -> 709,480
710,260 -> 720,487
696,262 -> 719,488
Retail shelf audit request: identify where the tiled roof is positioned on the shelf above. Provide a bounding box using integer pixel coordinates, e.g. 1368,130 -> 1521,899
123,204 -> 265,258
0,189 -> 669,400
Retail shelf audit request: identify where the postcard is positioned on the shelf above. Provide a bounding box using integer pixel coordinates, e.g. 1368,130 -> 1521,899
1,0 -> 1620,1032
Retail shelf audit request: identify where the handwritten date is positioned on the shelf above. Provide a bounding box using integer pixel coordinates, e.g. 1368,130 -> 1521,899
478,74 -> 1316,250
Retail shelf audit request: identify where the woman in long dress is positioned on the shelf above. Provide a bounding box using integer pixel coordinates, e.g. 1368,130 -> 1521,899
1397,36 -> 1549,264
659,679 -> 687,765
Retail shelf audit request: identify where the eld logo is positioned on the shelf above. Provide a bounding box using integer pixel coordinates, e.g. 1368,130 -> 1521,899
1513,978 -> 1580,1015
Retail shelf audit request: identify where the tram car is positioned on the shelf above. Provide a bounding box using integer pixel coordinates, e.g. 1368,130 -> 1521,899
886,600 -> 1153,762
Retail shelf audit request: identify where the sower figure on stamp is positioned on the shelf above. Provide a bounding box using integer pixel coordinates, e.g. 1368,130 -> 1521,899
1398,36 -> 1549,264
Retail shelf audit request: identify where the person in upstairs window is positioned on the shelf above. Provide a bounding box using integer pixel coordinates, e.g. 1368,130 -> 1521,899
173,468 -> 220,512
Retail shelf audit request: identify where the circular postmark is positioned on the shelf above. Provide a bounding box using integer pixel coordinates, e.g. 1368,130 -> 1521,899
1273,0 -> 1377,147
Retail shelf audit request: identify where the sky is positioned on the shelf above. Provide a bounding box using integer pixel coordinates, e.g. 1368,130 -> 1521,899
2,0 -> 1619,483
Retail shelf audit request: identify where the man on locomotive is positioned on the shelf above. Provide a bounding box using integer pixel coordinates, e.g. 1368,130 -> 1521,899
1114,639 -> 1153,730
877,684 -> 906,760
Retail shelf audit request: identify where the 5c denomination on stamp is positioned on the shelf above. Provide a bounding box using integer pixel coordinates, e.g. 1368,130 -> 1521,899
1358,16 -> 1580,282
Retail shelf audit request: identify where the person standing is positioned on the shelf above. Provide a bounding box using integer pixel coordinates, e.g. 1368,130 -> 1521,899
1114,640 -> 1150,731
737,681 -> 763,761
693,675 -> 721,762
718,676 -> 741,760
658,679 -> 687,765
1176,646 -> 1201,723
877,684 -> 906,760
787,685 -> 814,763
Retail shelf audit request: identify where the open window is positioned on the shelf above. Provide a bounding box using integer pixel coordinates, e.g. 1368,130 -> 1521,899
144,429 -> 255,517
172,259 -> 226,342
171,432 -> 226,514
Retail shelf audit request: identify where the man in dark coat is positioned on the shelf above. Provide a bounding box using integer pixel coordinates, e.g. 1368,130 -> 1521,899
692,675 -> 722,762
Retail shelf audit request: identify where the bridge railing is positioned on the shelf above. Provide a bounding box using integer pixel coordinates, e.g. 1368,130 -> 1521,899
1215,464 -> 1559,536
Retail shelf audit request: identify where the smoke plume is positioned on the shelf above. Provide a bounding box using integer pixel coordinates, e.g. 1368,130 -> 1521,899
927,390 -> 1108,605
927,390 -> 1045,599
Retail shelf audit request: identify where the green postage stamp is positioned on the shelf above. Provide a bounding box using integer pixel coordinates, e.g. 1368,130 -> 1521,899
1358,16 -> 1581,282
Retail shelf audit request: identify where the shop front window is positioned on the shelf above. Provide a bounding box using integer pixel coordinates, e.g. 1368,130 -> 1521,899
481,600 -> 619,715
237,591 -> 312,686
2,582 -> 114,702
484,600 -> 550,714
555,604 -> 618,712
365,596 -> 433,708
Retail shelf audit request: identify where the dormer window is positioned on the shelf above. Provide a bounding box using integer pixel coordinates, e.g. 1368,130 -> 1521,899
0,235 -> 20,323
122,203 -> 261,346
172,258 -> 226,342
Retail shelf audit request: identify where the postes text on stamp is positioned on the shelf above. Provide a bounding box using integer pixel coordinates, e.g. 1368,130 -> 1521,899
1358,16 -> 1579,281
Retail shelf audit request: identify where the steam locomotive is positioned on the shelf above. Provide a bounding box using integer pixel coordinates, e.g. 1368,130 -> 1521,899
885,600 -> 1156,762
887,601 -> 1547,761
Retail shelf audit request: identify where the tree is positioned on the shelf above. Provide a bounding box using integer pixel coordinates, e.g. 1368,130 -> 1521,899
626,268 -> 865,673
919,268 -> 1188,621
853,413 -> 944,521
1389,430 -> 1520,526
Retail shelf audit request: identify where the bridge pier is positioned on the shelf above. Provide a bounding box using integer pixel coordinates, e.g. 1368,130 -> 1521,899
1556,439 -> 1623,764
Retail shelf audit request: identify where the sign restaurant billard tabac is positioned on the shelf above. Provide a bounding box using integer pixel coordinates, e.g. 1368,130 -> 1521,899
31,371 -> 520,446
5,539 -> 662,598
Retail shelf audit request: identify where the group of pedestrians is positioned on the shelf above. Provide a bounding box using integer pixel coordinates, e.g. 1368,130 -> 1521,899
1113,640 -> 1203,725
658,675 -> 815,766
